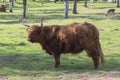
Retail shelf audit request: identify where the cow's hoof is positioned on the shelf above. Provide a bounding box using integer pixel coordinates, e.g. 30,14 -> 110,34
94,66 -> 98,70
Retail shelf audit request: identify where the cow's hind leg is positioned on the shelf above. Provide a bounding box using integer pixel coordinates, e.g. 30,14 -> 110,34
86,50 -> 99,69
91,52 -> 99,69
53,53 -> 61,68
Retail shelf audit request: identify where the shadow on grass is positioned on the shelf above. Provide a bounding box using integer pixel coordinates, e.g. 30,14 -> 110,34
0,14 -> 22,24
29,8 -> 64,14
0,12 -> 120,24
0,20 -> 20,24
0,51 -> 120,76
0,42 -> 27,47
89,6 -> 116,9
0,14 -> 22,20
25,13 -> 107,22
23,12 -> 120,21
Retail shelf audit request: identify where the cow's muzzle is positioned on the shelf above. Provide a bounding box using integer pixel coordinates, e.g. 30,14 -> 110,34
27,38 -> 34,43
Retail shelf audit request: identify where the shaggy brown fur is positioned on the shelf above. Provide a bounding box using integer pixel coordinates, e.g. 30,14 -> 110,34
0,4 -> 6,12
25,22 -> 105,69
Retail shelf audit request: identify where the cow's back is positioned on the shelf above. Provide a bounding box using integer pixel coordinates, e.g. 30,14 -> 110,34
56,22 -> 99,53
42,22 -> 99,54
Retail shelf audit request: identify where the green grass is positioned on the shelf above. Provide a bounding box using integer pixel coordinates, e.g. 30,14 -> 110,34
0,0 -> 120,80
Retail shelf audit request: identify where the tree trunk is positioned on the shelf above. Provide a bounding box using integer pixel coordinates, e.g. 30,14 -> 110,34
117,0 -> 120,7
64,0 -> 69,18
72,0 -> 77,14
9,0 -> 13,12
41,0 -> 44,6
3,0 -> 6,4
54,0 -> 57,3
84,0 -> 87,7
91,0 -> 95,3
23,0 -> 27,18
12,0 -> 15,6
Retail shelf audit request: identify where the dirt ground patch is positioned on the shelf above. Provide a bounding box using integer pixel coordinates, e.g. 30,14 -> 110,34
57,71 -> 120,80
0,75 -> 8,80
0,71 -> 120,80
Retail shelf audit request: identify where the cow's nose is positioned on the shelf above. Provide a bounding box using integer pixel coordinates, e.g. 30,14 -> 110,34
27,38 -> 34,43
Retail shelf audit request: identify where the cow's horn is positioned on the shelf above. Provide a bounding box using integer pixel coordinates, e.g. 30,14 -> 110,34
40,17 -> 44,27
23,23 -> 30,27
21,18 -> 30,27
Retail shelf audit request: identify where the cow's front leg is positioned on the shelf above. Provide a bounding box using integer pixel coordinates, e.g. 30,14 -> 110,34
53,53 -> 61,68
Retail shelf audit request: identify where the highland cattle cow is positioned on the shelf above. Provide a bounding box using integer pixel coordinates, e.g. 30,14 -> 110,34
24,18 -> 105,69
0,4 -> 6,12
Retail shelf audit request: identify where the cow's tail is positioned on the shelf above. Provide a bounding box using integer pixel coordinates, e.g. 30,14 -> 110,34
97,41 -> 105,65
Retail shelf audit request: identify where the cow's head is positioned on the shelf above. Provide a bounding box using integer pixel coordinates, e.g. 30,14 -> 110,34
23,18 -> 44,43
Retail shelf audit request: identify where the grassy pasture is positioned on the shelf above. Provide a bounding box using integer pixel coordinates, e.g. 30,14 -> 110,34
0,1 -> 120,80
